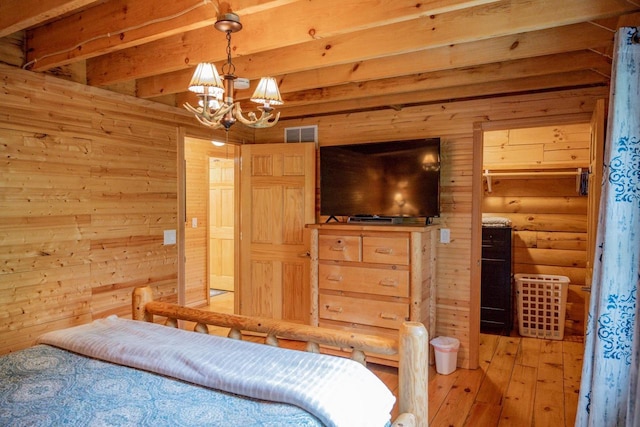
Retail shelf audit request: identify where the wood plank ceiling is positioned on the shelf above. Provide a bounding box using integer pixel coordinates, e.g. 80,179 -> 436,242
2,0 -> 640,121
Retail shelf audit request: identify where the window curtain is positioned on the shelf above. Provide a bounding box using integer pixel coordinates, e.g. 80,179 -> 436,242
576,27 -> 640,427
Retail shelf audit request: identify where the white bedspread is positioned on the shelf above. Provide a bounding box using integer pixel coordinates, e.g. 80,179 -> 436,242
38,316 -> 395,427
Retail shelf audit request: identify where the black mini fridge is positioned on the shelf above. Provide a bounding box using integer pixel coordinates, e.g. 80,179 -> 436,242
480,226 -> 512,335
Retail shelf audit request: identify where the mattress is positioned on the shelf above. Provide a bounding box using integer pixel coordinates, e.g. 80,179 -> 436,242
0,344 -> 323,427
1,316 -> 396,427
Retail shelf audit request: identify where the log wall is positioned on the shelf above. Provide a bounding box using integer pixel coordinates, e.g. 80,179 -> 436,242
482,124 -> 591,337
0,64 -> 219,354
0,62 -> 606,366
255,90 -> 606,368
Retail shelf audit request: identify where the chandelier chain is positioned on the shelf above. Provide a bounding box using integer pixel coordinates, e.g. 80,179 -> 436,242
221,31 -> 235,76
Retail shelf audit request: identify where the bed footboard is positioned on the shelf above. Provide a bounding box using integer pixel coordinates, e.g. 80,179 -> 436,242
132,286 -> 428,426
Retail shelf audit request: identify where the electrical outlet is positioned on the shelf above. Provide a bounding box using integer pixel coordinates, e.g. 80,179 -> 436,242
192,217 -> 198,228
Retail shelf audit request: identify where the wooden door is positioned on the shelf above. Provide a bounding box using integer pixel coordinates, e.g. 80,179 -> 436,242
585,98 -> 606,332
239,143 -> 316,323
209,157 -> 235,292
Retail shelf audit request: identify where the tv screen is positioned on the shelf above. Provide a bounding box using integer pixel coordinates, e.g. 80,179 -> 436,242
320,138 -> 440,220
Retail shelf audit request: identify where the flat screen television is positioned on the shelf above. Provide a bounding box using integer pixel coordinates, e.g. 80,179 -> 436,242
320,138 -> 440,222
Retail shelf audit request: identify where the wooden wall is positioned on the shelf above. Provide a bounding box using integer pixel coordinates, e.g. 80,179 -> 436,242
0,64 -> 215,354
482,124 -> 591,338
255,88 -> 607,368
0,61 -> 607,367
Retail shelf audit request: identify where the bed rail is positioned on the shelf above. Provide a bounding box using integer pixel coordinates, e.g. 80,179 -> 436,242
132,286 -> 428,426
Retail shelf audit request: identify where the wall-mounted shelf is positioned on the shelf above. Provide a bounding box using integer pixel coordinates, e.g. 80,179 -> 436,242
483,167 -> 586,193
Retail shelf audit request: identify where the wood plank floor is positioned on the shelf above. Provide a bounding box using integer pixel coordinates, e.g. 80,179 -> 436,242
206,292 -> 584,426
423,333 -> 584,427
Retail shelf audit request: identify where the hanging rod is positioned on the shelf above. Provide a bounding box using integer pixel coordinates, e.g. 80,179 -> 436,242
483,168 -> 584,193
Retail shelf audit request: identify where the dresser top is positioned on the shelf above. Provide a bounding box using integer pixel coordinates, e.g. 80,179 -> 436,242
307,222 -> 433,232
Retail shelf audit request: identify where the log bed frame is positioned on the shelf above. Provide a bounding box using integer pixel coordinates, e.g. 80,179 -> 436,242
132,286 -> 429,427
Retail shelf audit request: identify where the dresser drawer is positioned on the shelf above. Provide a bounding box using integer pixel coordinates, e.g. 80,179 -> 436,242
319,264 -> 409,297
318,235 -> 361,261
362,236 -> 409,265
319,294 -> 409,329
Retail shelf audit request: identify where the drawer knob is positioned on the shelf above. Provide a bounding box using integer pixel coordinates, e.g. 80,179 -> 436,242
375,247 -> 393,255
380,312 -> 398,321
379,279 -> 398,287
329,245 -> 345,251
325,305 -> 343,313
326,274 -> 343,282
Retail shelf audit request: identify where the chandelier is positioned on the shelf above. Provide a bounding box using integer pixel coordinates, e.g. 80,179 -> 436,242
184,13 -> 283,131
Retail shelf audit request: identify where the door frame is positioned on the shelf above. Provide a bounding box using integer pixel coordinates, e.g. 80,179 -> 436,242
471,112 -> 596,366
177,131 -> 241,311
178,128 -> 186,307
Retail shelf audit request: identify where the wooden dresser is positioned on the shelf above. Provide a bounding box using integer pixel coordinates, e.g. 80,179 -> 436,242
308,223 -> 436,365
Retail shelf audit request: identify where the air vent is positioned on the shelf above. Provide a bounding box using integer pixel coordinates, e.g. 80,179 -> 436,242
284,125 -> 318,143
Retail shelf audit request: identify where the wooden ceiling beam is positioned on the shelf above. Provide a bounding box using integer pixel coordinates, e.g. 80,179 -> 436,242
276,25 -> 613,94
26,0 -> 494,74
273,71 -> 609,119
86,0 -> 636,87
174,51 -> 608,119
84,0 -> 498,85
137,21 -> 613,98
280,51 -> 611,107
617,11 -> 640,27
25,0 -> 218,70
24,0 -> 299,71
0,0 -> 98,38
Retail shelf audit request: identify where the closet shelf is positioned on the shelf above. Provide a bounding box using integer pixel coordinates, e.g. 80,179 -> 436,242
483,167 -> 586,193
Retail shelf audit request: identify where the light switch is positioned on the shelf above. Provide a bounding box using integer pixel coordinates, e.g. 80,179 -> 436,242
192,217 -> 198,228
163,229 -> 176,245
440,228 -> 451,244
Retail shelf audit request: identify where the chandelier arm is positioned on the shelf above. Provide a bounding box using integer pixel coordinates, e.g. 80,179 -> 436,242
207,103 -> 234,122
234,103 -> 280,128
195,113 -> 225,129
184,102 -> 227,129
183,102 -> 204,116
254,111 -> 280,128
184,101 -> 235,123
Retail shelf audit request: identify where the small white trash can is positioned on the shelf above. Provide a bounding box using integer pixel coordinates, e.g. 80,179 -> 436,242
430,336 -> 460,375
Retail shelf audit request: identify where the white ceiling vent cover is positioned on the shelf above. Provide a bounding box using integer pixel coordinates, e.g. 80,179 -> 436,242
284,125 -> 318,143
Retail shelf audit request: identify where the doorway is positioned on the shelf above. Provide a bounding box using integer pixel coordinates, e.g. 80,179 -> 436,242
182,136 -> 239,310
477,115 -> 603,342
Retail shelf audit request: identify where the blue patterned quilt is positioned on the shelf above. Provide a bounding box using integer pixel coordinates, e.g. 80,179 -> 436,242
0,344 -> 324,427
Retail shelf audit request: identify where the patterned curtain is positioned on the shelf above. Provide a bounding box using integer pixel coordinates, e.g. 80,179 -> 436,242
576,27 -> 640,426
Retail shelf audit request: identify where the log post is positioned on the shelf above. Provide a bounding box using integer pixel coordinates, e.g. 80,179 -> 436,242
132,286 -> 154,322
305,341 -> 320,353
228,328 -> 242,340
398,321 -> 428,427
391,412 -> 416,427
266,333 -> 279,347
194,322 -> 209,334
351,349 -> 366,366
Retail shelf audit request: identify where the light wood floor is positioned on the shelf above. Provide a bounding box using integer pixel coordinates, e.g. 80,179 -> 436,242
207,292 -> 584,427
424,333 -> 584,426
